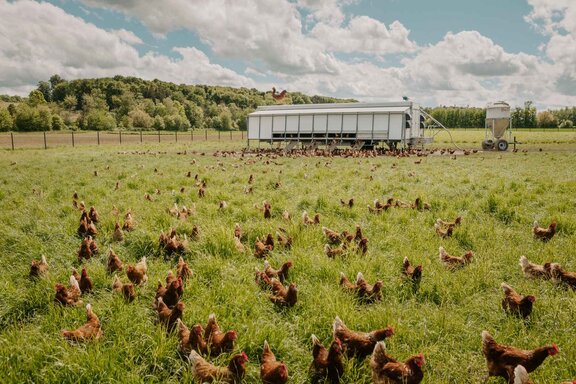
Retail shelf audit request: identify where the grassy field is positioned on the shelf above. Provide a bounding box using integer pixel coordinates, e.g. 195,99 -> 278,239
0,134 -> 575,383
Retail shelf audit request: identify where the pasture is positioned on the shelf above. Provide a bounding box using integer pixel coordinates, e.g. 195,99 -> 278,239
0,133 -> 575,383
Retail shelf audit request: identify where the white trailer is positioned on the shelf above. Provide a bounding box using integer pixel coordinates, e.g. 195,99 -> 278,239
247,101 -> 432,149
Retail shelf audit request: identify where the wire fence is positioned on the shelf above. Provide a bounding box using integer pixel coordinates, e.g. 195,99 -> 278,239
0,130 -> 246,150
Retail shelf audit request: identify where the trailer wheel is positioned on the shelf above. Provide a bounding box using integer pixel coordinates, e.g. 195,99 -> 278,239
496,139 -> 508,151
481,139 -> 494,150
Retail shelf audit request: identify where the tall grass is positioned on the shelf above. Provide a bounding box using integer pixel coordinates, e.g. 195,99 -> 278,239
0,139 -> 575,383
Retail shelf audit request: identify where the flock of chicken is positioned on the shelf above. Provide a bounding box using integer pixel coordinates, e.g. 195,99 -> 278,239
25,172 -> 575,384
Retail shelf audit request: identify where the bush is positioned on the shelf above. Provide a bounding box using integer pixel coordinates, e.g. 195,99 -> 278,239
558,119 -> 574,128
0,108 -> 13,131
84,110 -> 116,131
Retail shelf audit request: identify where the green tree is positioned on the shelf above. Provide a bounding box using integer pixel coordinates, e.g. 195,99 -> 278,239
84,110 -> 116,131
52,114 -> 65,130
129,109 -> 153,129
27,90 -> 46,107
37,81 -> 52,102
0,108 -> 13,131
153,115 -> 165,131
537,111 -> 557,128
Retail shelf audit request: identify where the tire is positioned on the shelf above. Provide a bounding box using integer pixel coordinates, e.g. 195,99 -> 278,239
496,139 -> 509,151
481,140 -> 494,150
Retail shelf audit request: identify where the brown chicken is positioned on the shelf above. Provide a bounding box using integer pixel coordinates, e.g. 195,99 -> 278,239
264,201 -> 272,219
303,211 -> 319,225
155,276 -> 183,308
332,316 -> 394,358
436,216 -> 462,229
61,304 -> 102,341
112,222 -> 124,242
513,365 -> 533,384
112,275 -> 136,302
550,263 -> 576,290
204,313 -> 237,356
79,267 -> 93,294
323,226 -> 342,244
78,236 -> 98,261
532,221 -> 557,241
88,206 -> 100,223
357,237 -> 368,255
107,246 -> 123,273
519,256 -> 552,279
156,297 -> 184,332
261,340 -> 289,384
439,247 -> 474,269
355,272 -> 383,303
264,233 -> 275,251
189,350 -> 248,384
276,230 -> 292,249
234,223 -> 242,239
482,330 -> 559,383
29,255 -> 49,278
434,220 -> 453,238
402,257 -> 423,286
254,237 -> 272,258
122,211 -> 134,231
270,283 -> 298,307
233,236 -> 246,253
501,283 -> 536,319
126,256 -> 148,285
55,275 -> 82,306
176,256 -> 193,281
340,198 -> 354,208
370,341 -> 425,384
264,260 -> 293,283
309,335 -> 344,384
325,244 -> 345,258
177,320 -> 207,356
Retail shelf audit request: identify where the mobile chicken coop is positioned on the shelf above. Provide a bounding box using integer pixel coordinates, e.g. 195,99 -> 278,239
247,101 -> 434,149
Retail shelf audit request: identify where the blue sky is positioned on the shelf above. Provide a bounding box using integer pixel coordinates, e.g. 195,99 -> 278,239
0,0 -> 575,108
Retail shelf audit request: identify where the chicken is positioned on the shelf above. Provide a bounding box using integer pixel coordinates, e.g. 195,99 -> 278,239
122,211 -> 134,231
29,255 -> 49,278
112,222 -> 124,242
156,276 -> 183,308
412,197 -> 431,211
254,237 -> 271,258
357,237 -> 368,255
434,220 -> 453,238
501,283 -> 536,319
61,304 -> 102,341
354,225 -> 363,242
402,257 -> 422,286
176,256 -> 193,281
436,216 -> 462,229
234,223 -> 242,239
332,316 -> 394,358
549,263 -> 576,290
233,236 -> 246,253
276,230 -> 292,249
532,221 -> 557,241
79,267 -> 93,294
264,201 -> 272,219
339,272 -> 357,292
204,313 -> 237,356
340,198 -> 354,208
264,260 -> 293,283
165,270 -> 177,285
88,206 -> 100,223
309,335 -> 344,384
513,365 -> 533,384
519,256 -> 552,279
55,275 -> 82,306
325,244 -> 345,258
112,275 -> 136,302
303,211 -> 319,225
188,350 -> 248,384
177,320 -> 207,356
107,246 -> 123,273
323,226 -> 342,244
261,340 -> 289,384
355,272 -> 383,303
168,203 -> 180,217
156,297 -> 184,332
481,330 -> 559,383
269,283 -> 298,307
78,236 -> 98,261
370,341 -> 425,384
439,247 -> 474,269
126,256 -> 148,285
264,233 -> 275,251
282,210 -> 291,221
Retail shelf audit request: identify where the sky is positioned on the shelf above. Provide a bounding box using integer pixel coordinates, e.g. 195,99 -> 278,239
0,0 -> 575,109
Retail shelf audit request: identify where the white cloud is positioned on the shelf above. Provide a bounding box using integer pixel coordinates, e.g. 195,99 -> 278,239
111,29 -> 143,45
0,0 -> 253,95
310,16 -> 418,55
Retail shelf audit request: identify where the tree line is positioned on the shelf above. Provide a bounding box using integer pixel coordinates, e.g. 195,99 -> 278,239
0,75 -> 575,132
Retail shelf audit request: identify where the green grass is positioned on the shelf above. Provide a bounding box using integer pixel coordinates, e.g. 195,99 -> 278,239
0,136 -> 575,383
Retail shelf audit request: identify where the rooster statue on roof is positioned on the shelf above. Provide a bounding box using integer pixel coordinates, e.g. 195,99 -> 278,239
272,87 -> 287,102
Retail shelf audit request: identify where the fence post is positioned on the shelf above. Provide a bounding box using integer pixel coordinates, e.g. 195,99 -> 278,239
119,130 -> 122,144
205,129 -> 208,140
230,130 -> 232,140
11,132 -> 14,150
218,130 -> 221,140
97,131 -> 100,145
158,131 -> 161,143
43,131 -> 47,149
242,131 -> 244,140
191,130 -> 194,141
140,130 -> 143,143
175,131 -> 178,143
71,131 -> 75,147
